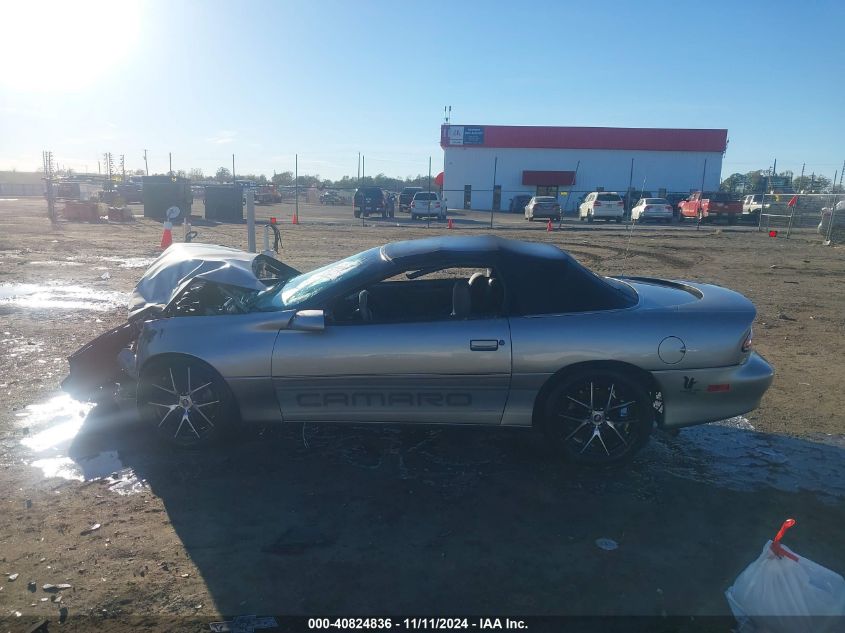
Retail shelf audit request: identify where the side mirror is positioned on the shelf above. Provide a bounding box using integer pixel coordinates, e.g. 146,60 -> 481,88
290,309 -> 325,332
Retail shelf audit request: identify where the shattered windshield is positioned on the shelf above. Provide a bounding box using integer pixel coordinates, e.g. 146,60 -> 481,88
251,247 -> 381,310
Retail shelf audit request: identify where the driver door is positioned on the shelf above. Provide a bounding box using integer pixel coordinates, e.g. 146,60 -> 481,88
271,267 -> 512,425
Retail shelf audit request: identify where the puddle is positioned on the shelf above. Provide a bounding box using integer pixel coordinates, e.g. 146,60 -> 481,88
0,282 -> 126,312
16,394 -> 147,495
28,260 -> 83,267
98,256 -> 156,268
652,420 -> 845,502
29,452 -> 146,495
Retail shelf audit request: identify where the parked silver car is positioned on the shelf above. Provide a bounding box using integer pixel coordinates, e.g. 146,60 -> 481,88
524,196 -> 561,221
63,237 -> 773,466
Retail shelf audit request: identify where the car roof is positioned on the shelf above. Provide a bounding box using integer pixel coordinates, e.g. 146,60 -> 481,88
380,236 -> 570,265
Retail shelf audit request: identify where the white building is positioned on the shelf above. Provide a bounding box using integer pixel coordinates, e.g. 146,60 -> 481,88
440,125 -> 728,211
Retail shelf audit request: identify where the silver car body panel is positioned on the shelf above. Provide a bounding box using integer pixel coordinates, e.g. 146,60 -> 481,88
128,243 -> 298,319
125,237 -> 773,430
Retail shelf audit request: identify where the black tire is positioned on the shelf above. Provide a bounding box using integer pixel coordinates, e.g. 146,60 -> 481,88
542,368 -> 653,466
138,356 -> 236,449
354,210 -> 361,218
587,212 -> 594,223
615,217 -> 622,223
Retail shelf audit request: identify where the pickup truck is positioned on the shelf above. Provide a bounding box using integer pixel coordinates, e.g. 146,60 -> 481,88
398,187 -> 423,213
679,191 -> 742,223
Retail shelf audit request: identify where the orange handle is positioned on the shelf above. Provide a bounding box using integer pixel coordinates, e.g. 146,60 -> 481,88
771,518 -> 798,562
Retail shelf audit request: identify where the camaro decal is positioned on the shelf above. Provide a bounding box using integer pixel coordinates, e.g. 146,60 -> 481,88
295,392 -> 473,407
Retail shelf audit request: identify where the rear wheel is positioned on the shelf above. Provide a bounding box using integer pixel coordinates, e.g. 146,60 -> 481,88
138,356 -> 236,448
587,211 -> 594,223
542,369 -> 653,466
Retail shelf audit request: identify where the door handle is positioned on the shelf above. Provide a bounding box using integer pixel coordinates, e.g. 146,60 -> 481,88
470,339 -> 499,351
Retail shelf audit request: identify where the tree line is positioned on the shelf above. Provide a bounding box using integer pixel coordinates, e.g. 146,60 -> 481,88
204,167 -> 436,191
720,169 -> 841,194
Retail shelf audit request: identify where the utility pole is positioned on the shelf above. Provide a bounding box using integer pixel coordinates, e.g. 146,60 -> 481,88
143,149 -> 148,176
294,153 -> 299,224
42,151 -> 57,224
427,156 -> 432,229
232,154 -> 236,183
559,160 -> 580,229
490,156 -> 497,229
357,152 -> 361,183
169,152 -> 172,176
626,158 -> 635,219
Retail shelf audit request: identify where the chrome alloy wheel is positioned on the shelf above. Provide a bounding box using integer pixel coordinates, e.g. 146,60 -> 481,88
140,359 -> 227,447
546,371 -> 652,465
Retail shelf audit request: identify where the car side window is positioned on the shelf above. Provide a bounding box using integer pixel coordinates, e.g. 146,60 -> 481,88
327,265 -> 506,325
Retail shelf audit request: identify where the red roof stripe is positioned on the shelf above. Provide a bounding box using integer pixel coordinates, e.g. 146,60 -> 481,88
441,125 -> 727,152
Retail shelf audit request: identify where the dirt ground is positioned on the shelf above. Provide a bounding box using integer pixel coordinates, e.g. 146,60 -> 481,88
0,197 -> 843,632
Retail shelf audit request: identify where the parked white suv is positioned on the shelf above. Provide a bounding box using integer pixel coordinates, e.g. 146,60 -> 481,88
410,191 -> 446,220
579,192 -> 625,223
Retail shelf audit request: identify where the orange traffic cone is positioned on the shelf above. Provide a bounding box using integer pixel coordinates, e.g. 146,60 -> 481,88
292,213 -> 299,225
160,221 -> 173,249
447,218 -> 454,229
546,218 -> 553,232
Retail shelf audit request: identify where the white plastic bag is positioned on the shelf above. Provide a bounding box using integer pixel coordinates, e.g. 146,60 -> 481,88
725,519 -> 845,633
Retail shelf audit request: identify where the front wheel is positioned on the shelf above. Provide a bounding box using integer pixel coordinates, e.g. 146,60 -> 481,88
542,369 -> 654,466
138,356 -> 236,448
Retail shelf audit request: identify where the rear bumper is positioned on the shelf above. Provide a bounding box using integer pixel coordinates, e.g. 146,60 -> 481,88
653,352 -> 774,429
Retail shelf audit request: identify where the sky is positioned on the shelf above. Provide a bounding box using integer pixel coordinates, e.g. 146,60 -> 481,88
1,0 -> 843,182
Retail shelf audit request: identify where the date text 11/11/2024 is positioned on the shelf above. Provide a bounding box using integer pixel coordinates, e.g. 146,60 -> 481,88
307,618 -> 528,630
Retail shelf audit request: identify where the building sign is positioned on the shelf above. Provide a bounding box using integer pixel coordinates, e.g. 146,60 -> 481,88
522,170 -> 576,186
446,126 -> 485,146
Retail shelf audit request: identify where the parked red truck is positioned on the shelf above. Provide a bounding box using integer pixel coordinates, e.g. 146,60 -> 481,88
678,191 -> 742,223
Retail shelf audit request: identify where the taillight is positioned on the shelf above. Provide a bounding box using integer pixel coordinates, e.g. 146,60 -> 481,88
645,206 -> 652,211
594,201 -> 602,207
665,206 -> 671,211
742,329 -> 753,352
618,201 -> 624,206
435,202 -> 441,207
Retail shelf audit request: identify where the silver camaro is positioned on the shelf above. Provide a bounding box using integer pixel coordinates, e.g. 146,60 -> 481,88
63,236 -> 773,465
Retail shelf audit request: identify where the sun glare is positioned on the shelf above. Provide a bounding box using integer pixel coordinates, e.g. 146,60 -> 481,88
0,0 -> 142,92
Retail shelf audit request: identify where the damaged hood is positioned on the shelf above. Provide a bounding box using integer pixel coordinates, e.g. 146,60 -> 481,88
128,243 -> 298,319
